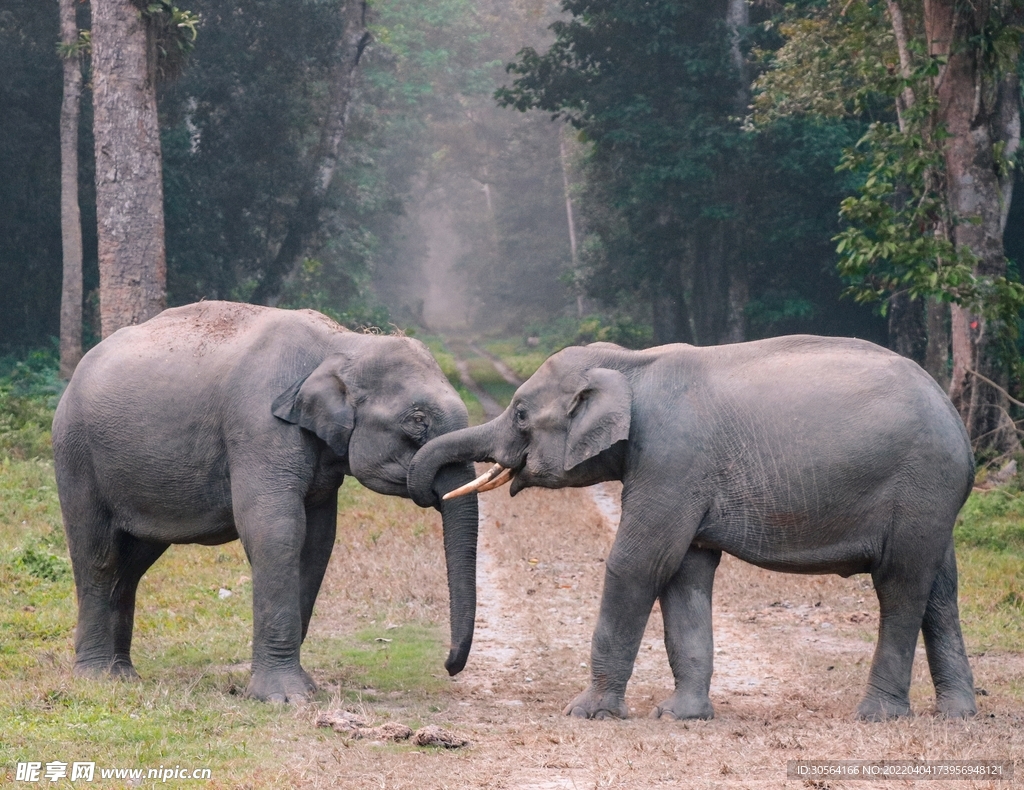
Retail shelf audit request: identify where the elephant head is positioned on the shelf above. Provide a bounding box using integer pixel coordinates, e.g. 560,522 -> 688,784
408,346 -> 632,507
273,334 -> 479,675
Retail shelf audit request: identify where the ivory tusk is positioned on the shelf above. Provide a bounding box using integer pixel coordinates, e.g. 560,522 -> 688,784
442,463 -> 504,501
476,466 -> 513,493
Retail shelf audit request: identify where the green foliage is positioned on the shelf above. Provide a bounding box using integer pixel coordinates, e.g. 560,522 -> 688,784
142,0 -> 200,81
278,257 -> 392,331
0,349 -> 61,461
11,538 -> 70,582
56,30 -> 90,60
750,1 -> 901,124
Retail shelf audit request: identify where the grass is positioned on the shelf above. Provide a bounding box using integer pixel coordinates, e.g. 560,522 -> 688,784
464,357 -> 517,409
482,340 -> 547,381
954,487 -> 1024,652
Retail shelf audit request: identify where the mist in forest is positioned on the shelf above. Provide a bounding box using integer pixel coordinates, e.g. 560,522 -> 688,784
370,1 -> 576,338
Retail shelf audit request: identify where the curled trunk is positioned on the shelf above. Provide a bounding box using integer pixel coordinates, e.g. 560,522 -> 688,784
408,422 -> 499,509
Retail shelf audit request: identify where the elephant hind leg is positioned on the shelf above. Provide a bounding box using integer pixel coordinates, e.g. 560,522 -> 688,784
651,546 -> 721,721
109,533 -> 169,677
856,520 -> 946,721
68,515 -> 167,679
921,541 -> 976,718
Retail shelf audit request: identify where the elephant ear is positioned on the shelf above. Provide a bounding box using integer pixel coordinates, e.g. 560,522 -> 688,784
563,368 -> 632,471
271,356 -> 354,457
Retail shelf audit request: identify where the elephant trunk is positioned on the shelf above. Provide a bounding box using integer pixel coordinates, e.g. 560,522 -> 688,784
408,421 -> 499,508
434,462 -> 480,675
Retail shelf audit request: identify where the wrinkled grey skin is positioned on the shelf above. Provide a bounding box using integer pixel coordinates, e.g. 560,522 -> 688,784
409,336 -> 977,721
53,302 -> 478,702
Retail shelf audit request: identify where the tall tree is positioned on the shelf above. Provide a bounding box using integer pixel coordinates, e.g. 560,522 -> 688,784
933,0 -> 1022,452
249,1 -> 370,306
58,0 -> 84,378
91,0 -> 167,337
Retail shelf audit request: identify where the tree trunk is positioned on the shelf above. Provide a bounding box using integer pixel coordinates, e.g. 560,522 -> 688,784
92,0 -> 167,337
887,293 -> 927,365
59,0 -> 83,378
723,0 -> 749,344
250,1 -> 370,306
924,298 -> 950,390
930,0 -> 1022,453
559,135 -> 583,318
651,257 -> 693,346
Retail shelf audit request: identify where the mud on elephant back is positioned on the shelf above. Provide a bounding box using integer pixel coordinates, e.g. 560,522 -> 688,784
408,335 -> 978,722
52,301 -> 479,703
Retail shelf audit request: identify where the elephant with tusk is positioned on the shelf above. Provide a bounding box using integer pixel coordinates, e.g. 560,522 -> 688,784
409,335 -> 978,722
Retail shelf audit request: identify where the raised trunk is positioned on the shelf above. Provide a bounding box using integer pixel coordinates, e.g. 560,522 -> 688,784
931,0 -> 1022,453
59,0 -> 83,378
91,0 -> 166,337
434,463 -> 479,676
251,1 -> 370,306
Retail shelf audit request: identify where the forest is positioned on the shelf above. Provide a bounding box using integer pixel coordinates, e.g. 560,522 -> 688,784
3,0 -> 1024,456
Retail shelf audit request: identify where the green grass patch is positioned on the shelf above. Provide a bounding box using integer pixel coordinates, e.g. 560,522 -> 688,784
306,624 -> 448,704
954,489 -> 1024,653
464,357 -> 516,408
955,487 -> 1024,553
956,545 -> 1024,653
482,341 -> 547,381
0,349 -> 62,461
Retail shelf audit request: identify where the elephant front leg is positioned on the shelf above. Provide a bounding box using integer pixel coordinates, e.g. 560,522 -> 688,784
650,546 -> 721,720
564,519 -> 679,719
299,497 -> 338,642
238,499 -> 317,703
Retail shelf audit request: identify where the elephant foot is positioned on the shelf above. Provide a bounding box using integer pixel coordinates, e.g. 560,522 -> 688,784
72,655 -> 140,681
935,691 -> 977,720
109,657 -> 141,680
855,693 -> 911,722
562,685 -> 628,720
245,665 -> 317,704
649,691 -> 714,721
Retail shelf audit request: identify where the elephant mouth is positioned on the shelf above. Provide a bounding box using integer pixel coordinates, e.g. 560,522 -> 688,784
442,463 -> 516,501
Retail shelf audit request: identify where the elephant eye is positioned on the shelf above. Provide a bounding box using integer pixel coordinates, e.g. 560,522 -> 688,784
513,404 -> 527,426
404,410 -> 429,439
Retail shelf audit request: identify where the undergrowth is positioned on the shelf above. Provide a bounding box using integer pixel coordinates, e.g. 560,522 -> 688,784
0,348 -> 62,460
